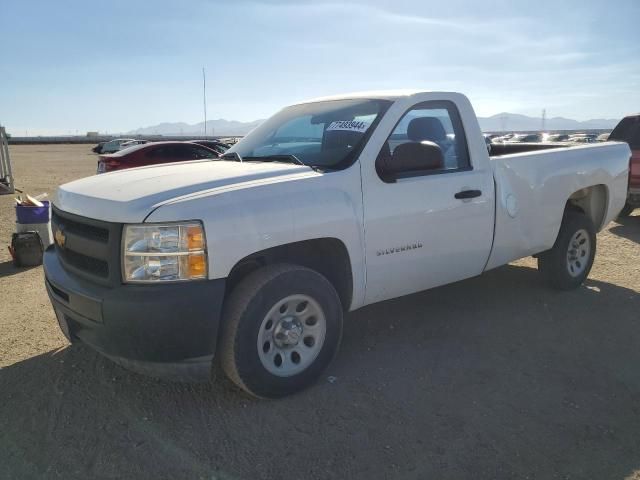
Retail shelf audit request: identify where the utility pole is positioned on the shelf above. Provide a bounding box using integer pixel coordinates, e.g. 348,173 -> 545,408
203,67 -> 207,137
541,109 -> 546,132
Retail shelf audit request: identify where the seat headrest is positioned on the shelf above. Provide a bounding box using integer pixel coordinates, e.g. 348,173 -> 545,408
391,141 -> 444,171
407,117 -> 447,142
324,130 -> 363,150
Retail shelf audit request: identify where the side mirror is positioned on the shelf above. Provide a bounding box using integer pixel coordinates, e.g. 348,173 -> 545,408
378,141 -> 444,180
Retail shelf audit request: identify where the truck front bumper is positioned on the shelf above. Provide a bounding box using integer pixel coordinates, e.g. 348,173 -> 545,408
43,247 -> 226,381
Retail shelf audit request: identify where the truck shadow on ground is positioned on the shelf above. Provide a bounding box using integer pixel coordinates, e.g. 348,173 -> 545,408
1,265 -> 639,479
609,214 -> 640,243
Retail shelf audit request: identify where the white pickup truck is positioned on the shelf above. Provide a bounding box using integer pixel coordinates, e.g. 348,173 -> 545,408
44,91 -> 630,398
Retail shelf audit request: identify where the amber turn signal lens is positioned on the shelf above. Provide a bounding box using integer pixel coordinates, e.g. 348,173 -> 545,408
188,254 -> 207,278
187,226 -> 204,251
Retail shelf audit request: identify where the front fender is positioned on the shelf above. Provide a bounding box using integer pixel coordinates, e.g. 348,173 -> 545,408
145,167 -> 366,309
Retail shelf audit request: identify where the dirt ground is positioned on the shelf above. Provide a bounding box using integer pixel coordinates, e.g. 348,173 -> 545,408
1,144 -> 639,479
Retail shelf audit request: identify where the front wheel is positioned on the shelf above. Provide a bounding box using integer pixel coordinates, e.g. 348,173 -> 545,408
220,264 -> 343,398
538,210 -> 596,290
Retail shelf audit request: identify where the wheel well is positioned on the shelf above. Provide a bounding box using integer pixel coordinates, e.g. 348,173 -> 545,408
566,184 -> 608,230
226,238 -> 353,310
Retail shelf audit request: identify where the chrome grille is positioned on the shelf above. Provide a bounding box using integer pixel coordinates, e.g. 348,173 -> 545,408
51,207 -> 122,286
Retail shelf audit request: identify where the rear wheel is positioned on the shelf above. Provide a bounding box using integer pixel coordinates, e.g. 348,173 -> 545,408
220,264 -> 343,398
538,211 -> 596,290
618,202 -> 635,218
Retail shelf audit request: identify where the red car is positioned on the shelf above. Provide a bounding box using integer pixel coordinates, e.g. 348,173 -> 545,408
609,115 -> 640,216
97,141 -> 220,174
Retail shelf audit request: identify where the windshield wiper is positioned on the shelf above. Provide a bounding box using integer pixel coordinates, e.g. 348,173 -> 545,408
242,155 -> 322,172
220,151 -> 243,162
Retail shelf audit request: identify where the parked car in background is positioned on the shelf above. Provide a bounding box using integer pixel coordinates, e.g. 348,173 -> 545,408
483,134 -> 501,141
189,140 -> 230,156
568,133 -> 597,143
100,138 -> 139,154
92,142 -> 106,153
492,133 -> 515,142
508,133 -> 542,143
119,139 -> 149,150
609,114 -> 640,216
219,137 -> 241,146
596,133 -> 610,142
545,133 -> 570,142
97,141 -> 219,173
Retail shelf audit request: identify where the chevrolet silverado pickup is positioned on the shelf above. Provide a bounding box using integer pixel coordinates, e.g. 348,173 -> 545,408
44,91 -> 631,398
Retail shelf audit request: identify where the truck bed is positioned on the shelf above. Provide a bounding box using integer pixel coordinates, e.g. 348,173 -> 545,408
485,141 -> 630,270
489,142 -> 568,156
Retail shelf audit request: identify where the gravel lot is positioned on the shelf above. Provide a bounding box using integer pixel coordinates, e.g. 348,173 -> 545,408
1,144 -> 639,479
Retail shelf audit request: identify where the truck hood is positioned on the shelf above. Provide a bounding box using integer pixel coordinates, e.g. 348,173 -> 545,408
54,160 -> 314,222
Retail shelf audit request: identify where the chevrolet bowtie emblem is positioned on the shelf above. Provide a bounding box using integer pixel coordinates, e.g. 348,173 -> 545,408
54,228 -> 66,248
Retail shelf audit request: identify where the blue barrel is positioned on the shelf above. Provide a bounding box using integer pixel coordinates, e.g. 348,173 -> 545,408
16,201 -> 51,224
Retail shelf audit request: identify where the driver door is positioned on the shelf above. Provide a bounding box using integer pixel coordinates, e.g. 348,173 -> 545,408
362,100 -> 494,304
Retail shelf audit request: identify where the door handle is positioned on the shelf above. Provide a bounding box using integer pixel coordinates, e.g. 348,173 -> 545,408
455,189 -> 482,200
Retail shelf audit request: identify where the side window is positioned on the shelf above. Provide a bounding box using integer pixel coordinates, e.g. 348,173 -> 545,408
380,101 -> 470,174
147,147 -> 166,158
190,146 -> 217,159
212,145 -> 228,154
173,145 -> 198,160
148,146 -> 191,161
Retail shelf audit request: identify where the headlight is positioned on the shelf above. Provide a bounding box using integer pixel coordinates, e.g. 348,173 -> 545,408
122,222 -> 207,283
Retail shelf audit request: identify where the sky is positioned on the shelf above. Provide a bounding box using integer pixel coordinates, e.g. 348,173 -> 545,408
1,0 -> 639,136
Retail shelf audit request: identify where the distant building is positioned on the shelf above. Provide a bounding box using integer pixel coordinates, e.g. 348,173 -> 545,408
86,131 -> 99,137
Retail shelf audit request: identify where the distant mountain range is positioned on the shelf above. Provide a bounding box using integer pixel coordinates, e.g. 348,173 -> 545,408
478,113 -> 619,132
127,118 -> 264,137
128,113 -> 620,137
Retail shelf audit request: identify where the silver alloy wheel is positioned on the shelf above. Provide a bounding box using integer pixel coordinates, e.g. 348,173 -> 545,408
566,228 -> 590,277
257,294 -> 327,377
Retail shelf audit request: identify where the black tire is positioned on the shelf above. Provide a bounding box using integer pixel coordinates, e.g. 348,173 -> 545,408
538,210 -> 596,290
220,263 -> 343,398
618,202 -> 634,218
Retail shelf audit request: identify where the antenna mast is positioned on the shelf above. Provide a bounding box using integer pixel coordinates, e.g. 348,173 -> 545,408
203,67 -> 207,137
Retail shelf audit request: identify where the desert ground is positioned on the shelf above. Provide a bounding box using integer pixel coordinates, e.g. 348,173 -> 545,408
1,144 -> 639,479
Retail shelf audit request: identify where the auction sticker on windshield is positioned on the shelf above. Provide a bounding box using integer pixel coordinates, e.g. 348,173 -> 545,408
326,120 -> 370,133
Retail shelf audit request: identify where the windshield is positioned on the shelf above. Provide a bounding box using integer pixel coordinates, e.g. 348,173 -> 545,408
226,99 -> 392,169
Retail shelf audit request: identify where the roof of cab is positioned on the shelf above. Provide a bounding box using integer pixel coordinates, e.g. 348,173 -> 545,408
294,89 -> 432,105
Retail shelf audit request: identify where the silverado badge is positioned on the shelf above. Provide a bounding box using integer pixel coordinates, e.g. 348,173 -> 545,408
376,242 -> 423,256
